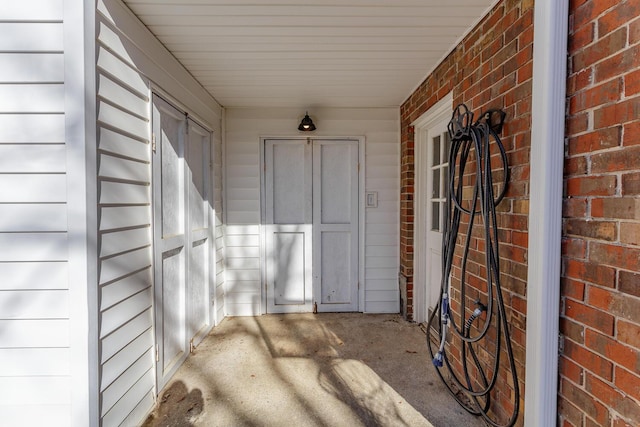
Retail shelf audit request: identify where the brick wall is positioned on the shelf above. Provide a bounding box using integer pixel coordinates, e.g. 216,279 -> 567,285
400,0 -> 533,424
561,1 -> 640,426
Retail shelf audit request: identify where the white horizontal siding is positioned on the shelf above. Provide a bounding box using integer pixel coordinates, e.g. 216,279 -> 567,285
0,144 -> 65,173
0,54 -> 64,83
225,107 -> 399,314
0,377 -> 70,405
0,290 -> 69,319
100,206 -> 150,231
0,262 -> 68,290
0,8 -> 71,424
224,224 -> 262,315
0,174 -> 67,203
0,204 -> 67,232
0,348 -> 70,376
96,11 -> 154,425
0,319 -> 69,347
0,85 -> 65,113
0,406 -> 69,427
0,114 -> 65,143
95,1 -> 224,425
2,0 -> 63,21
0,23 -> 63,52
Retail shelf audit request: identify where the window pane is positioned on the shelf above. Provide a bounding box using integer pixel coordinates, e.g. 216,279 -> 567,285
432,135 -> 441,166
431,202 -> 440,231
432,169 -> 440,198
443,165 -> 449,200
443,132 -> 451,164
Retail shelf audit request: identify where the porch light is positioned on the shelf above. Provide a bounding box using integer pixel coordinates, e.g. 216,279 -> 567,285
298,112 -> 316,131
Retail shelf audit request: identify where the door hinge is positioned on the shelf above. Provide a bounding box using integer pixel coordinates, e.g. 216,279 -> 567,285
190,338 -> 195,353
152,133 -> 157,153
155,344 -> 159,362
313,302 -> 318,314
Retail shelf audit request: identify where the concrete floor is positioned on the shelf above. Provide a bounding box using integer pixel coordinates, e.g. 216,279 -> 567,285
143,313 -> 485,427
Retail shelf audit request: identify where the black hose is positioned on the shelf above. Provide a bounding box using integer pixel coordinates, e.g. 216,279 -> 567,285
426,104 -> 519,427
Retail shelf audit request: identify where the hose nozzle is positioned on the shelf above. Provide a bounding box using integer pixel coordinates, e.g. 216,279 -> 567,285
433,352 -> 443,367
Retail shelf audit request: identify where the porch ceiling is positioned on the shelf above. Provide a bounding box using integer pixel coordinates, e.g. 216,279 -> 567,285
122,0 -> 495,108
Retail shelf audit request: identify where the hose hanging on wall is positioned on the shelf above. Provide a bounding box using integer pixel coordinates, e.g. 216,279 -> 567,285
426,104 -> 520,427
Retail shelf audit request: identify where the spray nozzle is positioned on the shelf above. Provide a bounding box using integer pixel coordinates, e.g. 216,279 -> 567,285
432,352 -> 443,367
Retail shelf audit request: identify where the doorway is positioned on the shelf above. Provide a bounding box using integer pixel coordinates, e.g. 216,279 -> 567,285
263,138 -> 360,313
151,94 -> 213,390
413,94 -> 452,323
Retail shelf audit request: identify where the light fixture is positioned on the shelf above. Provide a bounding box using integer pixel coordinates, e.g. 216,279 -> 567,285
298,112 -> 316,132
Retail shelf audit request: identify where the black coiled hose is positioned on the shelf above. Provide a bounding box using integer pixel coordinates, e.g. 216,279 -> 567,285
426,104 -> 520,427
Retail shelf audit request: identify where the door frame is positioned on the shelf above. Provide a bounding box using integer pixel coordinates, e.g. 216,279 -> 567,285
259,136 -> 365,314
412,93 -> 452,324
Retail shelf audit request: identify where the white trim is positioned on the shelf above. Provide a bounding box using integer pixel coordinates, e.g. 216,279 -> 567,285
525,1 -> 568,426
358,136 -> 366,312
65,1 -> 98,426
411,93 -> 453,323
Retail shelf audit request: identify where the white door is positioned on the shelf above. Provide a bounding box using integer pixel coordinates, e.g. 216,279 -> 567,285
265,139 -> 313,313
264,138 -> 359,313
426,122 -> 451,313
186,120 -> 211,347
152,95 -> 213,390
152,95 -> 188,389
313,140 -> 359,312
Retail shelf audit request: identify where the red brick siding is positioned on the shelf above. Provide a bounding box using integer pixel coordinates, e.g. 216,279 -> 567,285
562,1 -> 640,426
400,1 -> 533,424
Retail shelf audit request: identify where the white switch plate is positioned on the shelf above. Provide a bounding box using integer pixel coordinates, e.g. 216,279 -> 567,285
366,191 -> 378,208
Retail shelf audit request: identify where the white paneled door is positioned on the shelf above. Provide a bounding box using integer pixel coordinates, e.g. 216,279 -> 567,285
264,139 -> 359,313
313,140 -> 359,312
152,95 -> 212,391
426,121 -> 450,314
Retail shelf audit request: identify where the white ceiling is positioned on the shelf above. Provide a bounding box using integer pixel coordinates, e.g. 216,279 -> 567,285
122,0 -> 495,109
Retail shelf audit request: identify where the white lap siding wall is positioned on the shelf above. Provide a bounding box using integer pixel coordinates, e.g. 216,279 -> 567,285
0,2 -> 73,426
0,0 -> 223,425
224,108 -> 400,315
96,1 -> 223,425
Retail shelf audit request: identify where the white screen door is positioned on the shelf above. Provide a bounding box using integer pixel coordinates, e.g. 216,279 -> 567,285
264,138 -> 359,313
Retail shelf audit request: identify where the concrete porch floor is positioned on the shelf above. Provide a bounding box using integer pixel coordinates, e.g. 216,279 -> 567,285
142,313 -> 485,427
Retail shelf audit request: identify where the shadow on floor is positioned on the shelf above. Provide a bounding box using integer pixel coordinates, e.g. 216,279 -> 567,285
142,313 -> 484,427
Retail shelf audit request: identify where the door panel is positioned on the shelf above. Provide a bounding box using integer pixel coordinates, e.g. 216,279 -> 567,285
272,229 -> 308,305
264,138 -> 358,313
313,140 -> 359,312
152,95 -> 187,389
320,231 -> 352,304
265,140 -> 313,313
186,120 -> 211,346
161,247 -> 184,372
153,96 -> 213,391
